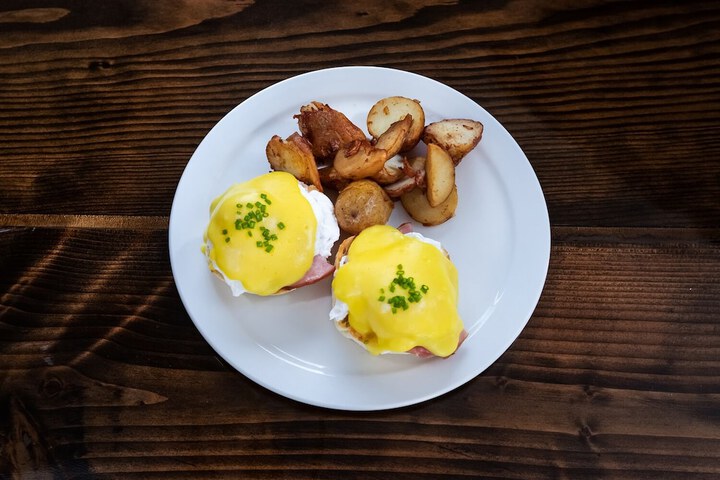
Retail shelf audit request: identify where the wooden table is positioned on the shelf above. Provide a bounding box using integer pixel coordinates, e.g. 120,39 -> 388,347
2,1 -> 719,478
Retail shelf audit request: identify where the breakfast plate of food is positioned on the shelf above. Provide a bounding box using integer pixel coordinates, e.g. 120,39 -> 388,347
169,66 -> 550,410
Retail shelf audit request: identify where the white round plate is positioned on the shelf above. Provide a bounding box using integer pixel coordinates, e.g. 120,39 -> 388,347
169,66 -> 550,411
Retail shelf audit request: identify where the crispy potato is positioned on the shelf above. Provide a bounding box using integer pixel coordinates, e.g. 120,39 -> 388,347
372,154 -> 405,185
383,175 -> 417,198
425,144 -> 455,207
400,185 -> 458,226
333,140 -> 387,181
367,97 -> 425,152
266,133 -> 322,191
318,165 -> 349,191
422,119 -> 484,165
334,180 -> 394,234
373,114 -> 412,159
405,156 -> 426,187
295,101 -> 367,161
383,156 -> 426,198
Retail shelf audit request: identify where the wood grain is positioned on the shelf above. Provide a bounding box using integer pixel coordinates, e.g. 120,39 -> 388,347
1,227 -> 719,478
1,0 -> 719,226
2,0 -> 720,478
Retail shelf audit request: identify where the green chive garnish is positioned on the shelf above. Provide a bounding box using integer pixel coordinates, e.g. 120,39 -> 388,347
379,265 -> 429,313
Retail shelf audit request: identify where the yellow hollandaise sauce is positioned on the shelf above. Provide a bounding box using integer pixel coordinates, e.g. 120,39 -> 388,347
203,171 -> 317,296
332,225 -> 463,357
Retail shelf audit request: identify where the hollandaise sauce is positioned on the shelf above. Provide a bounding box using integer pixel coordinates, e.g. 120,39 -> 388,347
204,172 -> 317,296
332,225 -> 463,357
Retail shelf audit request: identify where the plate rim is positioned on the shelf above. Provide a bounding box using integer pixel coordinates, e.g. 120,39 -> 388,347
169,66 -> 551,411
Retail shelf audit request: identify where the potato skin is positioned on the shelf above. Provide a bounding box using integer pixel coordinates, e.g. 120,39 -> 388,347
425,143 -> 455,207
367,96 -> 425,152
422,119 -> 484,165
333,139 -> 387,181
295,101 -> 367,162
400,185 -> 458,226
266,133 -> 323,191
334,180 -> 394,235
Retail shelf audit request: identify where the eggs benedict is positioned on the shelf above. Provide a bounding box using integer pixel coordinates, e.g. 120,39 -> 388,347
329,224 -> 466,357
203,171 -> 340,296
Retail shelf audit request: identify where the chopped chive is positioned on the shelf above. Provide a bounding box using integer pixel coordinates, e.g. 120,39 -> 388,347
278,222 -> 285,230
380,266 -> 429,312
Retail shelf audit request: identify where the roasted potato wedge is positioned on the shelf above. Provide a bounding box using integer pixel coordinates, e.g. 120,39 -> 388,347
334,180 -> 394,234
333,140 -> 387,181
406,156 -> 427,186
383,176 -> 417,198
318,165 -> 349,192
295,101 -> 366,161
373,114 -> 412,159
422,119 -> 484,165
383,156 -> 426,198
266,133 -> 323,191
400,185 -> 458,226
425,144 -> 455,207
367,96 -> 425,152
372,154 -> 405,185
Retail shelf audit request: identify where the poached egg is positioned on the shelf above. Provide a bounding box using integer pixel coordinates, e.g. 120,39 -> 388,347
330,224 -> 464,357
203,171 -> 339,296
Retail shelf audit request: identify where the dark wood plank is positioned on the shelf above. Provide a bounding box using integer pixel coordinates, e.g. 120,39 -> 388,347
2,1 -> 720,479
1,227 -> 719,478
0,1 -> 719,226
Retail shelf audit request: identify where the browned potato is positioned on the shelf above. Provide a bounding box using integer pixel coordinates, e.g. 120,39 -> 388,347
318,165 -> 349,192
373,114 -> 412,158
405,156 -> 427,187
383,175 -> 417,198
372,154 -> 405,184
266,133 -> 323,191
333,140 -> 387,181
425,144 -> 455,207
295,101 -> 367,161
400,185 -> 458,226
383,156 -> 426,198
367,97 -> 425,152
422,119 -> 484,165
334,180 -> 394,234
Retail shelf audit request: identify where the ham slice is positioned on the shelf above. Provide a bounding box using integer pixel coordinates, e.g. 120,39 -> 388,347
397,222 -> 414,234
286,255 -> 335,289
407,329 -> 469,358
